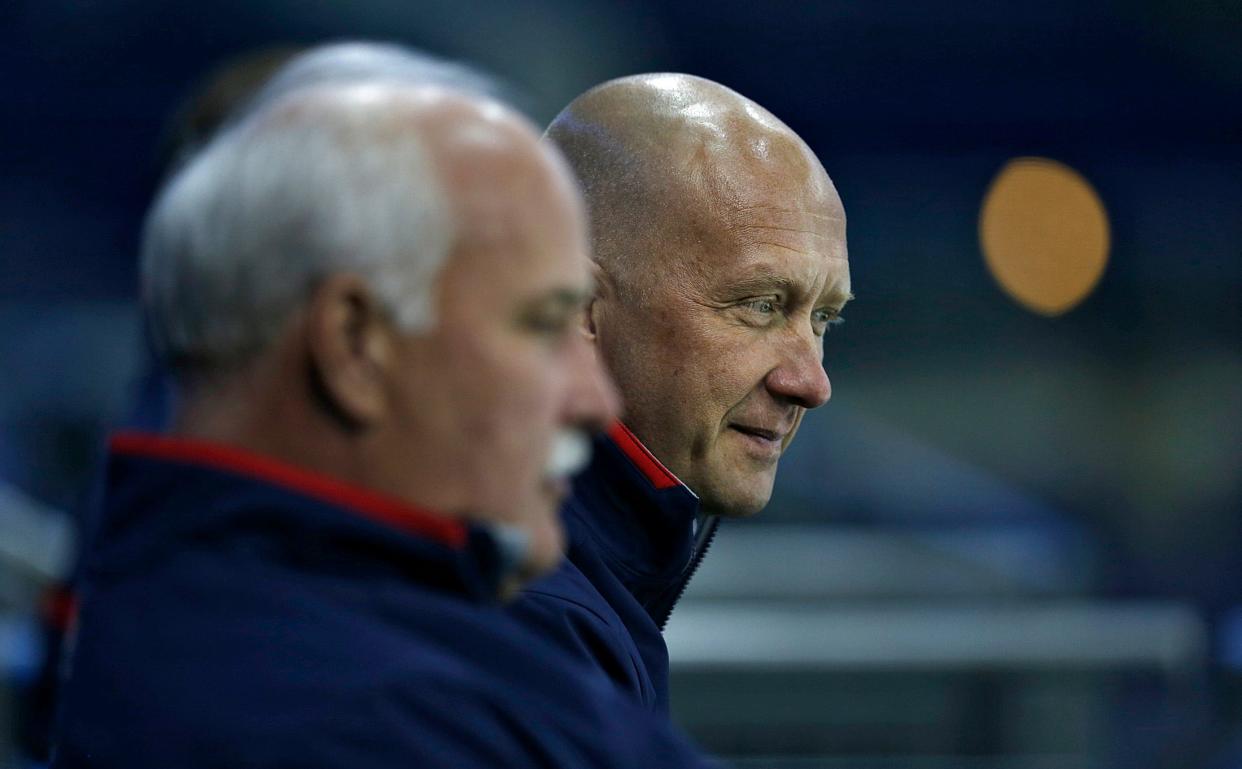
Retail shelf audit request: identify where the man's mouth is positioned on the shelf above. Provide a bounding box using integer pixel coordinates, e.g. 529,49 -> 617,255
730,424 -> 783,442
728,424 -> 788,460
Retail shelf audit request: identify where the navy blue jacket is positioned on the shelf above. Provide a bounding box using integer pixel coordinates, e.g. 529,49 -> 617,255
511,423 -> 718,713
52,433 -> 715,768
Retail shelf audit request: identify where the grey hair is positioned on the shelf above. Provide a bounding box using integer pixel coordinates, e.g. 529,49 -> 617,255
239,41 -> 513,123
141,83 -> 455,372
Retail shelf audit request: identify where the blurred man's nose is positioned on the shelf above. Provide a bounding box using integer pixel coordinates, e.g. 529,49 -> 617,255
563,331 -> 621,430
765,331 -> 832,409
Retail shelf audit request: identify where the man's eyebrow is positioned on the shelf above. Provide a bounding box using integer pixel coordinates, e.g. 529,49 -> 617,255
724,273 -> 801,297
822,291 -> 855,312
722,272 -> 853,310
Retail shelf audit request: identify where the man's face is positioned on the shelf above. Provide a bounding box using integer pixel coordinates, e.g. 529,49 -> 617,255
594,156 -> 850,517
384,137 -> 617,579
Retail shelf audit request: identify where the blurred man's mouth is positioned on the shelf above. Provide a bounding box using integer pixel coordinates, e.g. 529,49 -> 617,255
541,477 -> 570,501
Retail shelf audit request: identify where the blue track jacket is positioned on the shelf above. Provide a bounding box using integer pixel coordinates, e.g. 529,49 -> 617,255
52,432 -> 716,768
510,423 -> 719,713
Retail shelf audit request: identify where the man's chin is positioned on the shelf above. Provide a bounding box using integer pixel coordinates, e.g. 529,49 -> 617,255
732,452 -> 780,513
713,498 -> 770,518
696,470 -> 776,518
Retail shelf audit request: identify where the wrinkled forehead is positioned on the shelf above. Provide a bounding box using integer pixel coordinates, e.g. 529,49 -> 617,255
724,199 -> 847,259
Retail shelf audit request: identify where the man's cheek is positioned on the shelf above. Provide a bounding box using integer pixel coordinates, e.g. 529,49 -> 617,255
705,365 -> 750,411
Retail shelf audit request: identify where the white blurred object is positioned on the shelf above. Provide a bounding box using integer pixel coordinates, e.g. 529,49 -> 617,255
0,480 -> 75,584
544,430 -> 591,481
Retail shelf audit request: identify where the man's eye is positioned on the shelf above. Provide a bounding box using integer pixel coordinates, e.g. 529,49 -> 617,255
744,299 -> 778,314
812,309 -> 844,336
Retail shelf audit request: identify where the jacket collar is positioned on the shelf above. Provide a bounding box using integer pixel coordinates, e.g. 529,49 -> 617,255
92,432 -> 518,602
567,423 -> 700,586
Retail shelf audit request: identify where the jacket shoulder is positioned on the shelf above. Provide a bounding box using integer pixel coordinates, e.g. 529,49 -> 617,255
510,559 -> 654,707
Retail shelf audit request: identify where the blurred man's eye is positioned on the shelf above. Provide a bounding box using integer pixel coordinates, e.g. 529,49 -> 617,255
525,315 -> 571,334
518,290 -> 590,341
520,308 -> 578,342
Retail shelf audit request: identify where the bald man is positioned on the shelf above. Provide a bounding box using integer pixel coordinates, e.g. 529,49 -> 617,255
511,74 -> 852,713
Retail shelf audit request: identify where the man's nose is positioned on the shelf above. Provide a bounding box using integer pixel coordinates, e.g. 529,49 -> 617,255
764,331 -> 832,409
563,332 -> 621,431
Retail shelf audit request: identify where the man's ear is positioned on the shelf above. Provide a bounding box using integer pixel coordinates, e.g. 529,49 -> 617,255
304,274 -> 392,428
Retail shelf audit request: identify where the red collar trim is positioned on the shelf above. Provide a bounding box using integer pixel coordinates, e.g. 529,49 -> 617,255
109,432 -> 467,549
606,422 -> 683,491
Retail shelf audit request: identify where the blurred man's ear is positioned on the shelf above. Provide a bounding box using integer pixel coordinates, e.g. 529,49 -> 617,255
584,261 -> 611,342
305,274 -> 392,428
583,297 -> 599,341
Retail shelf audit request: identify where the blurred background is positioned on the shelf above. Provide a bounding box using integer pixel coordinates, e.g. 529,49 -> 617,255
1,1 -> 1239,767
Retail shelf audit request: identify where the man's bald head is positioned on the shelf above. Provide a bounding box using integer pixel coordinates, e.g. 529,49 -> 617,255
547,73 -> 851,517
546,73 -> 845,299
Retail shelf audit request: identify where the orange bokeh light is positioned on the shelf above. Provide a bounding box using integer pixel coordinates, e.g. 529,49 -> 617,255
979,157 -> 1111,316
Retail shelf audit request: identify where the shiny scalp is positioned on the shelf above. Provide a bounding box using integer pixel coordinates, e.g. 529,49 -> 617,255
544,73 -> 843,297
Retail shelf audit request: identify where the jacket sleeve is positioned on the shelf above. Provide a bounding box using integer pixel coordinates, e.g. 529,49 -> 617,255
509,588 -> 656,709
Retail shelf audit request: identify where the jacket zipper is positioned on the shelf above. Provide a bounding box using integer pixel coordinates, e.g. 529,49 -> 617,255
655,514 -> 719,631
